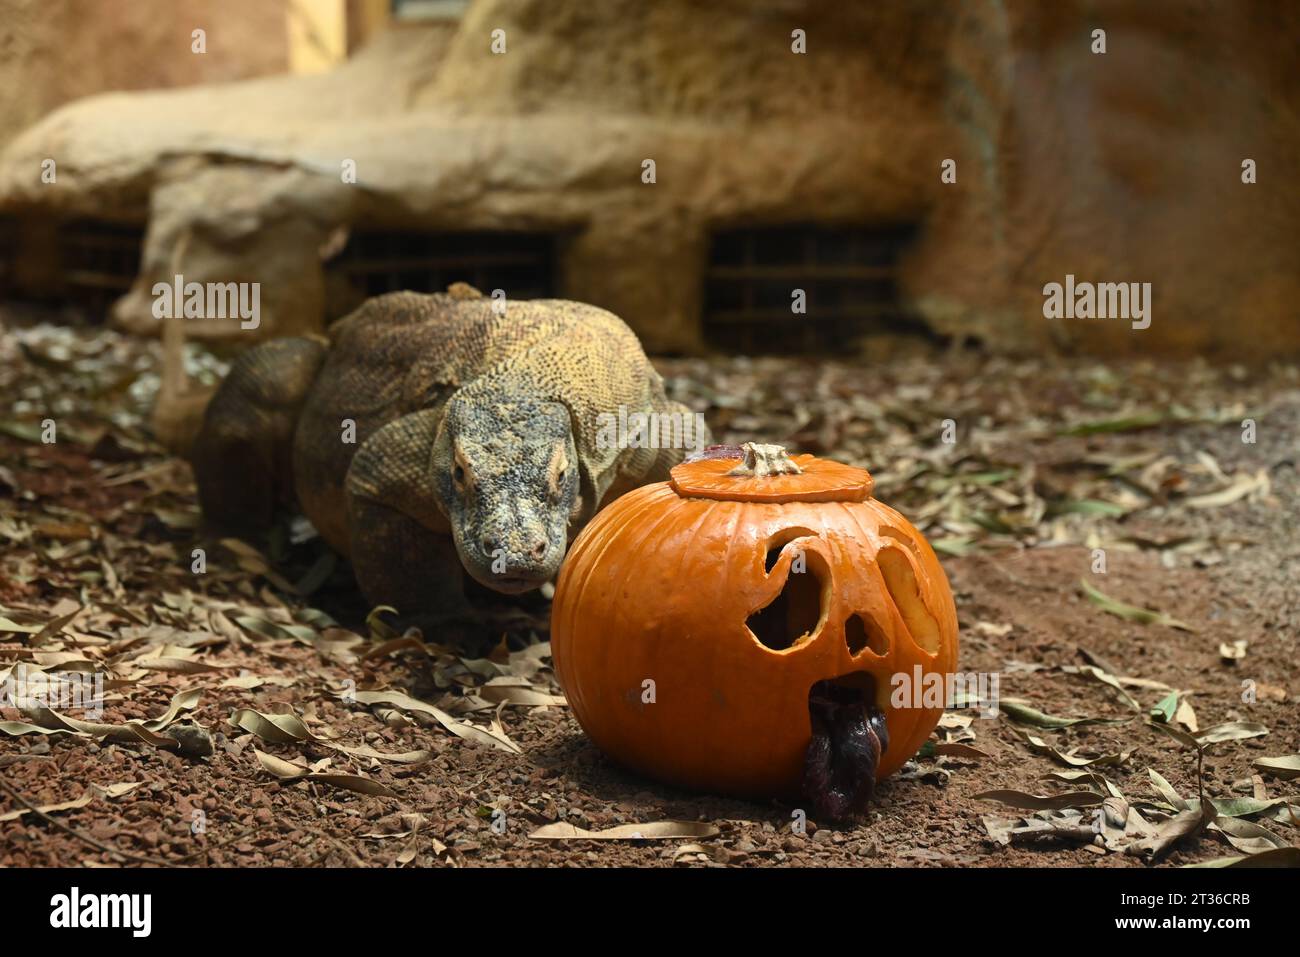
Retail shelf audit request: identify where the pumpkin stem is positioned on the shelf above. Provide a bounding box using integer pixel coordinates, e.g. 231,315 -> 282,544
726,442 -> 803,478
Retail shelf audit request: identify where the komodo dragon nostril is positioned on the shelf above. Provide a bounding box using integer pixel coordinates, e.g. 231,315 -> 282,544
480,535 -> 499,557
530,539 -> 548,561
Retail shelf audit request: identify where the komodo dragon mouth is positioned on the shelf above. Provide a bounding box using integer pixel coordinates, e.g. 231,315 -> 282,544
490,574 -> 554,593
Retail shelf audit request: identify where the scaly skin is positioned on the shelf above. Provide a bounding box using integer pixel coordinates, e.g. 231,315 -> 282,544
191,285 -> 706,623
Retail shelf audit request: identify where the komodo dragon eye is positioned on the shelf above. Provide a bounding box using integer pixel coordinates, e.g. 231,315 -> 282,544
547,444 -> 569,503
452,441 -> 474,495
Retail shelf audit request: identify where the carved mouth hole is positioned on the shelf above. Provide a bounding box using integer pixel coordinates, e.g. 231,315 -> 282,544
820,671 -> 877,698
845,613 -> 890,657
747,558 -> 825,652
803,673 -> 888,822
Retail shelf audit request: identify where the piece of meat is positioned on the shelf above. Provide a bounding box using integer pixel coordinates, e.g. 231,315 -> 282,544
802,681 -> 889,822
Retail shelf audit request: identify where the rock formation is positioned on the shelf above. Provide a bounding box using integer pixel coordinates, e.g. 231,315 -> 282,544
0,0 -> 1295,358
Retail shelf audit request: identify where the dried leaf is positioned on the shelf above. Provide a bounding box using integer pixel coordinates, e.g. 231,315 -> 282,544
1219,640 -> 1247,662
1016,729 -> 1134,768
1253,755 -> 1300,781
1129,802 -> 1216,861
228,708 -> 321,744
1187,848 -> 1300,868
1196,722 -> 1268,746
478,678 -> 567,708
973,789 -> 1105,811
1210,816 -> 1291,854
1147,769 -> 1188,810
1060,664 -> 1142,711
999,698 -> 1126,730
252,747 -> 399,798
1184,471 -> 1268,509
1207,795 -> 1300,818
0,792 -> 95,822
529,821 -> 720,841
345,689 -> 521,754
1080,579 -> 1194,631
933,742 -> 991,759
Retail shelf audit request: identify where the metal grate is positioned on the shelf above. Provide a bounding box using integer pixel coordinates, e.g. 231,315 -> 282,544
703,223 -> 924,353
57,218 -> 146,321
0,216 -> 16,299
325,229 -> 557,321
391,0 -> 469,19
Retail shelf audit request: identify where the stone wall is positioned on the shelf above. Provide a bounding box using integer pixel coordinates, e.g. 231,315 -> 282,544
0,0 -> 1295,358
0,0 -> 290,153
917,0 -> 1300,357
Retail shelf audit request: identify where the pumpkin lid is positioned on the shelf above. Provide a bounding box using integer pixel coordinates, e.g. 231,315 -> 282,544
670,442 -> 874,503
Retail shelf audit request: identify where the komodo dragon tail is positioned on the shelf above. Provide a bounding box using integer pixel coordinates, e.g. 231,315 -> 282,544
190,336 -> 327,532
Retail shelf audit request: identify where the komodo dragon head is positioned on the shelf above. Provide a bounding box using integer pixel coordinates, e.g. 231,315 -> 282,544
431,388 -> 582,593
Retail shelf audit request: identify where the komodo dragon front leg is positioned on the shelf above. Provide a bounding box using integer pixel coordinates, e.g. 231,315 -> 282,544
344,410 -> 477,628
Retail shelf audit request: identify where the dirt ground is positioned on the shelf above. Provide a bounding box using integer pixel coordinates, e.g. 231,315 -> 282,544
2,313 -> 1298,867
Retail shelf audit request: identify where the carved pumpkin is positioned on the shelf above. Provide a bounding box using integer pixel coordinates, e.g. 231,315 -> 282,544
551,442 -> 959,818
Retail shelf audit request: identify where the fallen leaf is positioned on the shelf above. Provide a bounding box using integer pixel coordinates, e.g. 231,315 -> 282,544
1016,729 -> 1134,768
934,742 -> 991,759
1080,579 -> 1194,631
1253,755 -> 1300,781
1147,769 -> 1188,810
672,843 -> 712,863
973,789 -> 1105,811
345,689 -> 521,754
0,792 -> 94,822
478,678 -> 567,708
1196,722 -> 1268,746
252,747 -> 399,797
229,708 -> 322,744
999,698 -> 1127,730
529,821 -> 720,841
1219,640 -> 1247,663
1210,816 -> 1292,855
1060,664 -> 1142,711
1184,471 -> 1268,509
1129,799 -> 1217,861
1187,847 -> 1300,868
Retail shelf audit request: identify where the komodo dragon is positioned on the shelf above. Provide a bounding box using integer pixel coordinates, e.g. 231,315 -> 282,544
190,285 -> 708,623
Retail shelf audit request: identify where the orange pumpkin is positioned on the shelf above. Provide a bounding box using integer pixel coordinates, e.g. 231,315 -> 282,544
551,442 -> 959,807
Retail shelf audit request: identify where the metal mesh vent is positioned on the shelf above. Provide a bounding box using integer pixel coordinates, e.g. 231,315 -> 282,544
325,229 -> 557,321
0,216 -> 16,298
704,223 -> 923,353
57,218 -> 146,320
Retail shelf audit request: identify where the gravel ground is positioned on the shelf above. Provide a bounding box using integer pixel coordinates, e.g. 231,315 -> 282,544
2,316 -> 1297,867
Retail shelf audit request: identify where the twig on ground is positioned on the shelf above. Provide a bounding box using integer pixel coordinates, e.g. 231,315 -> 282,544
0,774 -> 174,868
